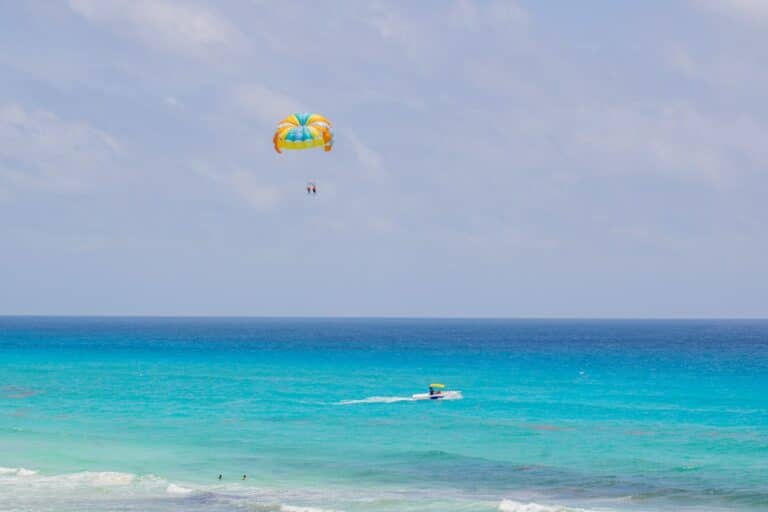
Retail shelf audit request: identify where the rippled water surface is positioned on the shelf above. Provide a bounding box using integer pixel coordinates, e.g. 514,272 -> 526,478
1,317 -> 767,511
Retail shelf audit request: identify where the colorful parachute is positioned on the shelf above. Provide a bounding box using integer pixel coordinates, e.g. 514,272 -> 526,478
273,113 -> 333,154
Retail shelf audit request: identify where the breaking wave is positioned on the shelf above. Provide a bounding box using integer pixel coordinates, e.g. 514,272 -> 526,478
280,506 -> 343,512
0,467 -> 38,477
1,465 -> 631,512
499,499 -> 606,512
165,483 -> 194,495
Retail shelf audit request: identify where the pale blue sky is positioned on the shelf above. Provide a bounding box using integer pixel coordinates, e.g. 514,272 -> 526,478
1,1 -> 766,317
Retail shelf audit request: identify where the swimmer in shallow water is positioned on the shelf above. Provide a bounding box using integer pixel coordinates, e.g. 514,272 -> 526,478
242,474 -> 247,480
218,474 -> 222,480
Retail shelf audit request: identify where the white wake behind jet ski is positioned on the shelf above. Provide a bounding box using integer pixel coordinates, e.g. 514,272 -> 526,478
412,383 -> 462,401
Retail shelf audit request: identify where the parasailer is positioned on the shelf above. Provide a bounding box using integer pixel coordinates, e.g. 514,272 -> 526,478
273,113 -> 333,194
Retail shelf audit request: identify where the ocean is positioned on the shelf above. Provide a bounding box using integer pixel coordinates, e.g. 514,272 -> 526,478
0,317 -> 766,512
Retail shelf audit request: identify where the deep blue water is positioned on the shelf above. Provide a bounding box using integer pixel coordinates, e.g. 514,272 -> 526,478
1,317 -> 767,511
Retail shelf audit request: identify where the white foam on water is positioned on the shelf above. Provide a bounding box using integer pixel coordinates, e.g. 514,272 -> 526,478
499,499 -> 607,512
339,396 -> 415,405
1,465 -> 610,512
437,390 -> 463,400
166,483 -> 194,495
339,391 -> 463,405
0,467 -> 38,477
0,467 -> 171,512
0,467 -> 167,492
61,471 -> 136,486
280,505 -> 343,512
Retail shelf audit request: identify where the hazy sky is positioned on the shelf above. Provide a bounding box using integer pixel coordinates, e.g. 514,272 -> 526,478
1,1 -> 766,317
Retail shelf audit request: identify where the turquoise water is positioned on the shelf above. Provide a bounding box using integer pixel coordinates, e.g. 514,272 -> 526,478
1,317 -> 767,511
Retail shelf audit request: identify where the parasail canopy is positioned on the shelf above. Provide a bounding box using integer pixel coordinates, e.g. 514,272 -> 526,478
273,113 -> 333,154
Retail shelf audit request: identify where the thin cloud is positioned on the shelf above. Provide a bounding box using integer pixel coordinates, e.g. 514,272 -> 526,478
68,0 -> 243,55
563,101 -> 768,182
665,45 -> 697,76
230,84 -> 303,126
225,170 -> 281,210
0,104 -> 119,193
194,164 -> 281,211
3,1 -> 768,316
346,132 -> 387,184
452,0 -> 528,30
694,0 -> 768,25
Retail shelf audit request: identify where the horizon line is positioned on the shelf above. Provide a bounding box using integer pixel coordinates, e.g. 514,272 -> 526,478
1,314 -> 767,321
